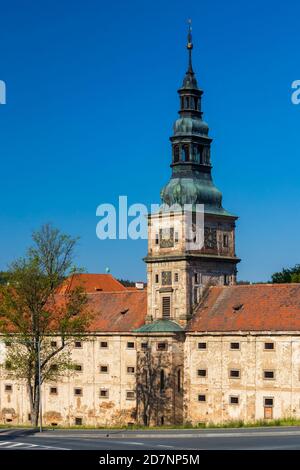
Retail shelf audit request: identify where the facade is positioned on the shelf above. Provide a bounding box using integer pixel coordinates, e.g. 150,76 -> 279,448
1,31 -> 300,427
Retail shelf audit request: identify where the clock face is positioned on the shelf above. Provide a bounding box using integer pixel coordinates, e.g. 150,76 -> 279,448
204,227 -> 217,250
159,228 -> 174,248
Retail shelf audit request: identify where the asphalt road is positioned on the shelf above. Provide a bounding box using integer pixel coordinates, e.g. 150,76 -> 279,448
1,427 -> 300,450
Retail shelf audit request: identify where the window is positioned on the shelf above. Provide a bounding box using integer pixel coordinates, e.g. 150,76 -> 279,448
177,369 -> 181,392
230,342 -> 240,350
264,370 -> 275,380
162,297 -> 171,318
160,370 -> 165,391
155,233 -> 159,245
100,341 -> 108,348
74,388 -> 82,396
224,275 -> 230,286
223,234 -> 229,248
141,342 -> 148,350
194,273 -> 200,284
230,396 -> 239,405
4,384 -> 12,392
127,366 -> 135,374
175,231 -> 179,243
75,417 -> 82,426
74,341 -> 82,348
127,342 -> 135,349
183,144 -> 190,162
264,342 -> 274,350
74,364 -> 83,372
100,389 -> 109,398
173,145 -> 180,163
162,271 -> 172,286
126,391 -> 135,400
157,342 -> 168,351
50,341 -> 57,348
50,387 -> 58,395
198,394 -> 206,402
193,287 -> 198,304
155,274 -> 159,283
197,369 -> 207,378
100,365 -> 108,373
264,397 -> 274,407
198,342 -> 207,350
229,369 -> 240,379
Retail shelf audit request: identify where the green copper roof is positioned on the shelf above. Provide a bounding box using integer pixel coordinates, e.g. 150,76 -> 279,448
134,319 -> 184,333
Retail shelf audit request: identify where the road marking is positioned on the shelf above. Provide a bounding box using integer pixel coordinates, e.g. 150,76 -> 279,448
0,442 -> 11,446
157,444 -> 175,449
0,441 -> 70,450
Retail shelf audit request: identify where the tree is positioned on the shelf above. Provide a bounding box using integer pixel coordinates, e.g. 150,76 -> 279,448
136,348 -> 172,426
0,224 -> 92,427
271,264 -> 300,284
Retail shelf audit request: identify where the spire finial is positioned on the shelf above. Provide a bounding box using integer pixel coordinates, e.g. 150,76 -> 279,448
187,19 -> 193,73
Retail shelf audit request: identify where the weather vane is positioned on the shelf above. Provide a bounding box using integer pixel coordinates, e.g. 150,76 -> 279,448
187,18 -> 193,50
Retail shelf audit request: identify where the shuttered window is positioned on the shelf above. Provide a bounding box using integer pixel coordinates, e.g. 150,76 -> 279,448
162,297 -> 171,318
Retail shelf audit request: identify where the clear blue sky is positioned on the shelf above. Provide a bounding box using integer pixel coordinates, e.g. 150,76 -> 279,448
0,0 -> 299,282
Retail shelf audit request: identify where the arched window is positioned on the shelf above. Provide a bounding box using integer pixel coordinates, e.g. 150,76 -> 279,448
184,96 -> 189,108
183,145 -> 190,162
173,145 -> 180,163
181,97 -> 184,110
194,98 -> 198,110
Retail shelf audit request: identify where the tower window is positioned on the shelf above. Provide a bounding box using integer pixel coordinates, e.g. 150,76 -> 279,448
183,144 -> 190,162
155,274 -> 159,283
174,272 -> 179,283
198,394 -> 206,402
155,233 -> 159,245
175,231 -> 179,243
230,396 -> 239,405
193,287 -> 198,304
194,273 -> 200,284
223,234 -> 229,247
184,96 -> 189,108
224,275 -> 230,286
173,145 -> 180,163
162,297 -> 171,318
177,369 -> 181,392
162,271 -> 172,286
160,369 -> 165,391
195,98 -> 199,110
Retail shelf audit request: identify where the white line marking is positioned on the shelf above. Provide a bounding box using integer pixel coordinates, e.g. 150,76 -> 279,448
0,442 -> 11,446
157,444 -> 175,448
3,443 -> 25,448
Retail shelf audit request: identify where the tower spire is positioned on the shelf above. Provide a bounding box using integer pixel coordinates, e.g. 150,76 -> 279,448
187,19 -> 193,73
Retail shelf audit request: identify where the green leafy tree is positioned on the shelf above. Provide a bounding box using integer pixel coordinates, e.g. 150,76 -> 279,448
0,224 -> 92,427
271,264 -> 300,284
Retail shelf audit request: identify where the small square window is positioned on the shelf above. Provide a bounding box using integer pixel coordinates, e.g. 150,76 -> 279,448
197,369 -> 207,377
100,365 -> 108,373
264,370 -> 275,380
5,384 -> 12,392
127,366 -> 135,374
75,417 -> 82,426
230,342 -> 240,350
127,342 -> 135,349
100,341 -> 108,348
126,391 -> 135,400
74,388 -> 82,396
198,394 -> 206,402
50,341 -> 57,348
74,364 -> 83,372
74,341 -> 82,348
50,387 -> 58,395
264,342 -> 274,350
230,396 -> 239,405
141,342 -> 148,350
264,397 -> 274,407
174,272 -> 179,283
157,342 -> 168,351
229,369 -> 240,379
198,342 -> 207,350
100,389 -> 109,398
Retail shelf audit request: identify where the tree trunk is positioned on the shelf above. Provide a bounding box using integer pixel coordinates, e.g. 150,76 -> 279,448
28,380 -> 40,427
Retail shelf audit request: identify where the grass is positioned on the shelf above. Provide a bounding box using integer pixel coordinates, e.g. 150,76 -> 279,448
1,418 -> 300,431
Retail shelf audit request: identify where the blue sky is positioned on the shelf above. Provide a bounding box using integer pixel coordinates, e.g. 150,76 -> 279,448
0,0 -> 299,282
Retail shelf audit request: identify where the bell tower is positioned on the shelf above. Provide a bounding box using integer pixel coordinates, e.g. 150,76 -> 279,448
145,23 -> 240,326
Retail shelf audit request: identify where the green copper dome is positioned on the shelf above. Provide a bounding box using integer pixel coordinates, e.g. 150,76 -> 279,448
174,117 -> 209,136
134,319 -> 184,333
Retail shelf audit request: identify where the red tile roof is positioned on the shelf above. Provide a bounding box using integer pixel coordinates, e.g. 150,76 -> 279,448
57,274 -> 127,294
187,284 -> 300,332
86,290 -> 147,332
